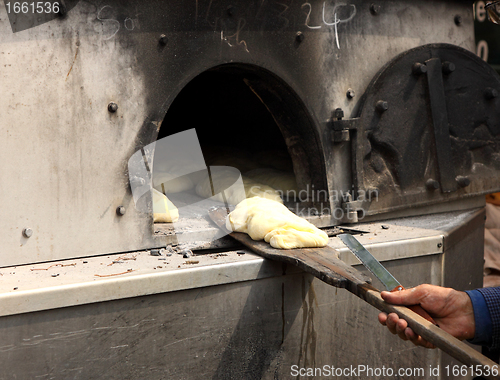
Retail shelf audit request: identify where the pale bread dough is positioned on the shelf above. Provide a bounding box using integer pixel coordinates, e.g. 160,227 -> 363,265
253,150 -> 294,172
204,147 -> 260,173
244,168 -> 298,198
153,173 -> 194,194
187,170 -> 209,186
207,155 -> 260,173
226,197 -> 328,249
195,168 -> 282,205
152,188 -> 179,223
153,161 -> 195,194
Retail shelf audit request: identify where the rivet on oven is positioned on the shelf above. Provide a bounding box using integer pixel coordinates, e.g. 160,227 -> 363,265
159,34 -> 168,45
442,61 -> 455,75
333,108 -> 344,120
22,228 -> 33,238
412,63 -> 427,75
346,89 -> 355,99
485,88 -> 499,99
426,179 -> 440,191
375,100 -> 388,113
454,15 -> 462,25
437,243 -> 443,249
116,206 -> 126,216
370,3 -> 380,15
296,32 -> 305,43
108,102 -> 118,113
456,176 -> 471,188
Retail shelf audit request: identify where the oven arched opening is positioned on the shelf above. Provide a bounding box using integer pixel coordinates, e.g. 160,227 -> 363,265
155,64 -> 329,222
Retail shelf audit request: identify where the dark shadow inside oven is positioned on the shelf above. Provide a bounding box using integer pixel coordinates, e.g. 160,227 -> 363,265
153,64 -> 329,234
160,66 -> 289,163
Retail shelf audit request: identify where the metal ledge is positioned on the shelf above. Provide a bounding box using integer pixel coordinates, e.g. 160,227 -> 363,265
0,250 -> 294,318
0,208 -> 483,318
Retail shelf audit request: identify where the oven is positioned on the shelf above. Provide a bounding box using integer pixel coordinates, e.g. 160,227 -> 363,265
0,0 -> 497,378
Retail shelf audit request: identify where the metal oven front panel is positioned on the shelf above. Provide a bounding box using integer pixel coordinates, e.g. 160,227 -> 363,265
0,1 -> 476,265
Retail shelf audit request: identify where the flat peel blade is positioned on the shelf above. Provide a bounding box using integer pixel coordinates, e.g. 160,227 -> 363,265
338,234 -> 402,291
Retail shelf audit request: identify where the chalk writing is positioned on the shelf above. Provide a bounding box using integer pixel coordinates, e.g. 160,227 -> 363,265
221,18 -> 250,53
124,17 -> 135,31
302,3 -> 322,29
96,5 -> 140,40
276,2 -> 291,30
97,5 -> 120,40
302,2 -> 356,48
323,2 -> 357,25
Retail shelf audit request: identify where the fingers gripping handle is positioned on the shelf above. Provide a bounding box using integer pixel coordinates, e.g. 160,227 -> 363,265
407,304 -> 438,326
389,285 -> 438,326
357,284 -> 499,380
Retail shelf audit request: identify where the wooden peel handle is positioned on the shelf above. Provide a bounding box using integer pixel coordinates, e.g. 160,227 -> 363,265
356,284 -> 500,380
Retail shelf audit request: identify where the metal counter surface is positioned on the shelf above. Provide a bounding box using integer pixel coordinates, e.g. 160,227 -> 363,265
0,208 -> 483,318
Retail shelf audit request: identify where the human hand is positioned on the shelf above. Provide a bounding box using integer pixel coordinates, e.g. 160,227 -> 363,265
378,284 -> 475,348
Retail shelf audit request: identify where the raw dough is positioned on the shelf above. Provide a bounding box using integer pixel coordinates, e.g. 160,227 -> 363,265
153,173 -> 194,194
208,155 -> 260,173
152,188 -> 179,223
244,168 -> 298,198
153,161 -> 195,194
195,168 -> 282,205
204,147 -> 260,173
187,169 -> 209,186
226,197 -> 328,249
253,150 -> 294,172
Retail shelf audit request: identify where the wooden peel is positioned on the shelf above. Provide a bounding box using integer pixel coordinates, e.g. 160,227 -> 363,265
209,206 -> 371,287
208,207 -> 499,377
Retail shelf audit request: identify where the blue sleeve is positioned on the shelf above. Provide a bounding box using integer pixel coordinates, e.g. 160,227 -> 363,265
465,289 -> 493,347
476,287 -> 500,349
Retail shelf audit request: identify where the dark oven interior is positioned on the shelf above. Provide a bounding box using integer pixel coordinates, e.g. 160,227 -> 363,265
153,64 -> 330,229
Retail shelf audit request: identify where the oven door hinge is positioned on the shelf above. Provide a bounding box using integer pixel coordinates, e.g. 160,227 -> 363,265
340,192 -> 366,224
329,108 -> 360,143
